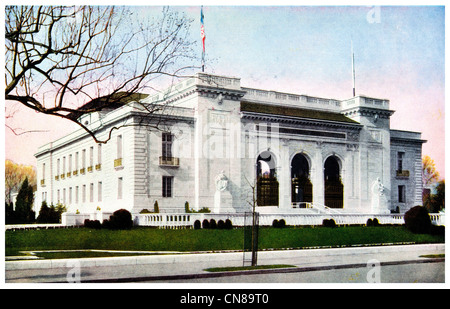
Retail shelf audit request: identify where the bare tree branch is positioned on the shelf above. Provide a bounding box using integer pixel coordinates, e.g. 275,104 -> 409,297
5,5 -> 200,142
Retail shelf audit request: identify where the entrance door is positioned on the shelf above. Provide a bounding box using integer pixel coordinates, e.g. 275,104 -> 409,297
291,153 -> 313,205
324,156 -> 343,208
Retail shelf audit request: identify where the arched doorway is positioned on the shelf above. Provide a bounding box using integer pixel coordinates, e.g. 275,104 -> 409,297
324,156 -> 343,208
256,151 -> 279,206
291,153 -> 313,206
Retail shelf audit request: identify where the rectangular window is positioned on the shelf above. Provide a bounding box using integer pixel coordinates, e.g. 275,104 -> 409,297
63,188 -> 66,204
397,152 -> 405,172
90,183 -> 94,202
98,181 -> 102,202
75,152 -> 79,171
117,135 -> 123,159
75,186 -> 79,203
63,156 -> 66,175
162,176 -> 173,198
57,158 -> 60,176
42,163 -> 46,179
42,192 -> 47,202
90,146 -> 94,167
69,154 -> 72,174
398,185 -> 406,203
98,144 -> 102,165
82,185 -> 86,203
57,189 -> 60,203
118,177 -> 123,200
162,132 -> 173,158
82,149 -> 86,169
69,187 -> 72,204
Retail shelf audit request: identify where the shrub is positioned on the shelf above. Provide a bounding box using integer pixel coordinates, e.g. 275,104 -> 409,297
84,219 -> 101,229
366,218 -> 380,227
108,209 -> 133,230
202,219 -> 210,229
217,220 -> 225,229
404,206 -> 432,234
193,220 -> 201,230
153,201 -> 159,213
209,219 -> 217,229
225,219 -> 233,229
272,219 -> 286,228
322,219 -> 336,228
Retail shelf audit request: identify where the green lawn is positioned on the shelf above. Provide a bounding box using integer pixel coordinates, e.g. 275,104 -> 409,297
5,225 -> 444,258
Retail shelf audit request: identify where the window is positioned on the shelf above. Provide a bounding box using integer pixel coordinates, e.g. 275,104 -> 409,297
63,156 -> 66,175
57,158 -> 60,176
57,189 -> 60,203
162,176 -> 173,197
398,185 -> 406,203
69,154 -> 72,174
42,192 -> 47,202
63,188 -> 66,204
42,163 -> 46,179
397,152 -> 405,172
162,133 -> 173,158
90,146 -> 94,167
82,149 -> 86,169
98,181 -> 102,202
98,144 -> 102,164
82,185 -> 86,203
90,183 -> 94,202
75,152 -> 79,171
117,135 -> 123,159
118,177 -> 123,199
75,186 -> 79,203
69,187 -> 72,204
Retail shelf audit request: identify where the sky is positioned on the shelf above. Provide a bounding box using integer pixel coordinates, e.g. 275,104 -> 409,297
3,3 -> 446,179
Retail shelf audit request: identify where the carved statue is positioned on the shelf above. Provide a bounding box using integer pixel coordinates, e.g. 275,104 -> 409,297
215,170 -> 228,192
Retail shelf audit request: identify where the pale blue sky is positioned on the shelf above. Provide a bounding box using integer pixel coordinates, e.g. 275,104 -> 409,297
5,5 -> 446,178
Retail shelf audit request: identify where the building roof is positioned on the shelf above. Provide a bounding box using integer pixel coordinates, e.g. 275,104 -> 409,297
67,92 -> 149,121
240,101 -> 359,124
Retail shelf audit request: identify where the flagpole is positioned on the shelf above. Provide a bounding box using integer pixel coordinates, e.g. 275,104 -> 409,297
201,6 -> 205,73
351,40 -> 356,97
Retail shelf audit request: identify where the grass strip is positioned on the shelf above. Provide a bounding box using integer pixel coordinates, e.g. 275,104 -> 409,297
205,264 -> 296,272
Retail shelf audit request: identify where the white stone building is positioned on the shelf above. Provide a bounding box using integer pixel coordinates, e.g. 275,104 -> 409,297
34,73 -> 425,219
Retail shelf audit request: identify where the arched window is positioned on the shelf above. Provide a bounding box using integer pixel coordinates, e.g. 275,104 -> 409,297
256,151 -> 279,206
291,153 -> 313,205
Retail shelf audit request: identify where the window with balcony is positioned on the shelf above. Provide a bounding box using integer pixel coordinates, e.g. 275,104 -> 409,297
115,135 -> 123,168
396,152 -> 409,178
160,132 -> 179,167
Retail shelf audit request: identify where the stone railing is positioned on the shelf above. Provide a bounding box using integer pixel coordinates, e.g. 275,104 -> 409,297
135,212 -> 444,228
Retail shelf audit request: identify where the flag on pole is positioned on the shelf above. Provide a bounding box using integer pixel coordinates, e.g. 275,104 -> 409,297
200,6 -> 205,72
200,6 -> 205,52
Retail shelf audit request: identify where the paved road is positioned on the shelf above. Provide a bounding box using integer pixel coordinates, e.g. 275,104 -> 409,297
5,244 -> 445,284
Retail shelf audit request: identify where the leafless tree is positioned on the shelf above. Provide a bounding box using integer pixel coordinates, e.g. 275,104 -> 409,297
5,5 -> 199,143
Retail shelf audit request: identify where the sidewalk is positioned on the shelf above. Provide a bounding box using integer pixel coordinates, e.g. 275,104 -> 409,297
5,243 -> 445,283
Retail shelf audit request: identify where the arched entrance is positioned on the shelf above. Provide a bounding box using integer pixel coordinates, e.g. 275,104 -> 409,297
256,151 -> 279,206
291,153 -> 313,205
324,156 -> 343,208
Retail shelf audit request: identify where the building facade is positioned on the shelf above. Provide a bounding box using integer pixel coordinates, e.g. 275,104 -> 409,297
34,73 -> 425,217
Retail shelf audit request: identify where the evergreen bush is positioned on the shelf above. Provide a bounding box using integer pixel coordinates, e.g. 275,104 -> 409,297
404,206 -> 432,234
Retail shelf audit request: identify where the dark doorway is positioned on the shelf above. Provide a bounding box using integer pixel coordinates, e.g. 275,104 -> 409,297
324,156 -> 343,208
291,153 -> 313,205
256,151 -> 279,206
